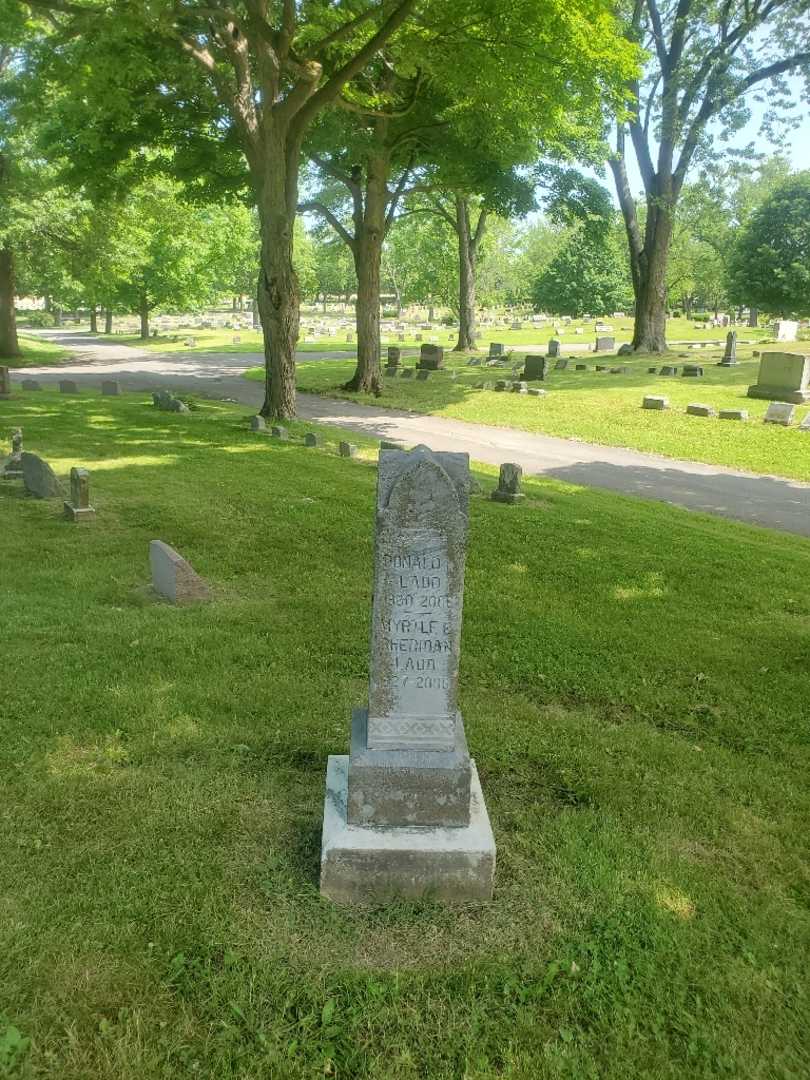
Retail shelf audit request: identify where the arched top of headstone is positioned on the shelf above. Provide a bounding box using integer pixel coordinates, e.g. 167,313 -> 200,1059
377,445 -> 469,518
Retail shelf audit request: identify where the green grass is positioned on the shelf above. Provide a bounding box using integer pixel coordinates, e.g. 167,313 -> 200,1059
4,335 -> 73,369
244,345 -> 810,482
116,317 -> 775,357
2,390 -> 810,1079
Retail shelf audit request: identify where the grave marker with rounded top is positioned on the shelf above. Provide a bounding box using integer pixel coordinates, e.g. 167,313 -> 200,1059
64,467 -> 96,522
491,462 -> 524,503
21,453 -> 64,498
250,415 -> 267,432
101,380 -> 119,396
304,432 -> 323,447
320,445 -> 495,903
149,540 -> 210,604
59,380 -> 79,394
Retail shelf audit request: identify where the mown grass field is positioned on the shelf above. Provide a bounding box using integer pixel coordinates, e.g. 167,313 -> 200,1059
244,345 -> 810,483
4,335 -> 73,369
1,390 -> 809,1079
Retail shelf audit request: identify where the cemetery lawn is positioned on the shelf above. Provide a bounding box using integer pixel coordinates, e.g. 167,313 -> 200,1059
245,346 -> 810,482
6,335 -> 73,368
2,389 -> 810,1080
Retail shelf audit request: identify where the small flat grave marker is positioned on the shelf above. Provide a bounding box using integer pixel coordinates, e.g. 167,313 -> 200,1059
719,409 -> 748,421
763,401 -> 795,426
686,402 -> 716,417
643,396 -> 669,410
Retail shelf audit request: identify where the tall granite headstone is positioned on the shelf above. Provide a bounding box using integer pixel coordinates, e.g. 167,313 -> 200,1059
320,445 -> 496,904
720,331 -> 738,366
548,339 -> 561,358
522,355 -> 546,381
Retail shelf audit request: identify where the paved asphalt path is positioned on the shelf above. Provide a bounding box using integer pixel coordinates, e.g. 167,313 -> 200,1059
12,330 -> 810,539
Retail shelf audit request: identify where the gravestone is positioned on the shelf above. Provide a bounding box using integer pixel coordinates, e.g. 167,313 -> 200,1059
527,387 -> 545,397
387,346 -> 401,366
416,370 -> 431,381
747,352 -> 810,404
547,339 -> 561,358
575,364 -> 588,371
250,415 -> 266,432
494,380 -> 508,392
271,425 -> 289,440
339,441 -> 357,458
21,379 -> 41,391
0,428 -> 23,480
101,380 -> 119,396
489,342 -> 504,358
320,445 -> 495,903
21,453 -> 64,498
149,540 -> 210,604
400,368 -> 414,379
554,358 -> 568,371
63,467 -> 96,522
682,364 -> 704,377
418,344 -> 444,370
660,366 -> 678,376
0,366 -> 11,399
686,403 -> 715,417
522,355 -> 546,381
511,381 -> 528,394
799,412 -> 810,431
385,366 -> 399,378
720,331 -> 738,366
491,462 -> 524,504
763,401 -> 795,426
595,336 -> 615,352
59,379 -> 79,394
304,432 -> 323,447
467,357 -> 482,367
775,319 -> 798,342
643,396 -> 669,410
719,409 -> 748,421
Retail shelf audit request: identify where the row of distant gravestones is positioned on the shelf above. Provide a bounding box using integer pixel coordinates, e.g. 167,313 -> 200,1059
0,382 -> 529,605
641,396 -> 810,427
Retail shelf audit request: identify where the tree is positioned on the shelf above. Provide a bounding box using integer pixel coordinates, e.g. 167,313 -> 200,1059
728,172 -> 810,317
533,227 -> 632,317
608,0 -> 810,353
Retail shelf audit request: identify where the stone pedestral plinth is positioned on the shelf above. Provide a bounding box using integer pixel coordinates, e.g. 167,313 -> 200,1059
320,445 -> 495,903
748,352 -> 810,404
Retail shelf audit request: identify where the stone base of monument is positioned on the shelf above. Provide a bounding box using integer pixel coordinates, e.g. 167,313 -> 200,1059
64,502 -> 96,523
320,755 -> 496,904
746,385 -> 810,404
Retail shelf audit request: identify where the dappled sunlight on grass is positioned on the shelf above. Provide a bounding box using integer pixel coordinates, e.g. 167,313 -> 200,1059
655,885 -> 696,920
45,732 -> 131,778
613,573 -> 668,601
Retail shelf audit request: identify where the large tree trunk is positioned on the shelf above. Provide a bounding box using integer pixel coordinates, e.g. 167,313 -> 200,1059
89,306 -> 98,333
345,155 -> 387,395
454,198 -> 478,351
748,308 -> 758,328
0,246 -> 21,359
630,203 -> 672,354
139,292 -> 150,340
257,151 -> 300,421
104,309 -> 113,334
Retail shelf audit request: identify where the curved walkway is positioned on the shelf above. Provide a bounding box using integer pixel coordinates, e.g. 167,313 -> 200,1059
12,330 -> 810,539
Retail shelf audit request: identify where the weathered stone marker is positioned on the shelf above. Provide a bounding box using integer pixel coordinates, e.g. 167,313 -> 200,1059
720,331 -> 738,366
101,380 -> 120,396
595,335 -> 615,352
719,408 -> 748,421
547,339 -> 561,358
0,366 -> 11,399
304,432 -> 323,447
522,355 -> 546,381
418,343 -> 444,370
748,352 -> 810,404
489,342 -> 504,358
763,401 -> 795,426
387,346 -> 401,367
59,380 -> 79,394
643,396 -> 669,410
21,453 -> 64,498
682,364 -> 704,377
250,415 -> 266,432
149,540 -> 210,604
271,425 -> 289,440
686,402 -> 715,417
1,428 -> 23,480
491,462 -> 524,503
339,441 -> 357,458
21,379 -> 41,391
320,445 -> 495,903
63,467 -> 96,522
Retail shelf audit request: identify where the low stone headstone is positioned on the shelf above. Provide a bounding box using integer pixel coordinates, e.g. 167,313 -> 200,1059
400,368 -> 414,379
417,343 -> 444,370
101,380 -> 119,396
63,467 -> 96,522
416,370 -> 430,381
575,364 -> 588,371
511,381 -> 528,393
554,358 -> 568,371
385,365 -> 398,378
686,403 -> 715,417
682,364 -> 704,377
494,380 -> 508,392
304,432 -> 323,447
610,366 -> 629,374
271,425 -> 289,440
489,342 -> 504,357
149,540 -> 210,604
491,462 -> 524,504
527,387 -> 545,397
0,428 -> 23,480
775,319 -> 798,342
250,415 -> 266,432
643,396 -> 669,410
595,336 -> 615,352
748,352 -> 810,404
387,346 -> 401,366
21,379 -> 41,391
660,366 -> 678,376
719,409 -> 748,421
720,331 -> 738,366
339,441 -> 357,458
319,445 -> 495,903
21,453 -> 64,498
0,366 -> 11,399
522,355 -> 546,381
763,401 -> 795,426
547,339 -> 561,358
648,366 -> 658,373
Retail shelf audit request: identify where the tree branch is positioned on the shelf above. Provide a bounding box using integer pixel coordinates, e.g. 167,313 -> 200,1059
299,200 -> 356,251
